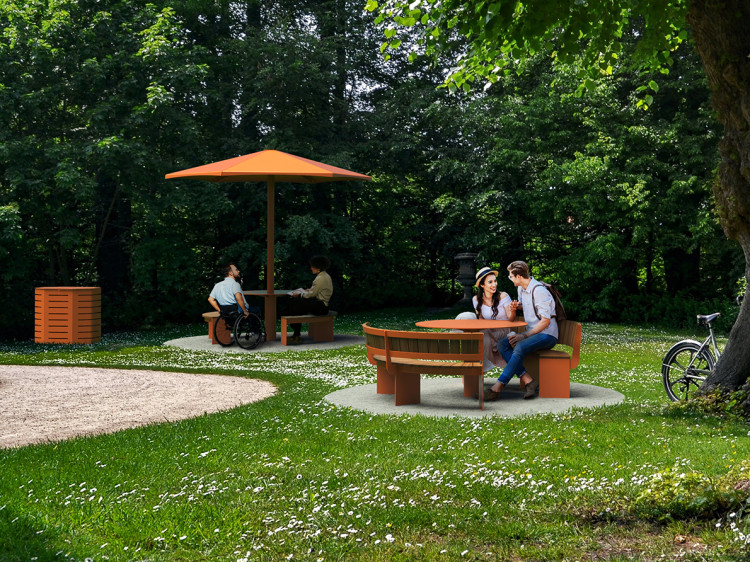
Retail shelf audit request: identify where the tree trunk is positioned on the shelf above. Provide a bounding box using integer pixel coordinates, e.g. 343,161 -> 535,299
94,175 -> 131,310
687,0 -> 750,392
663,246 -> 700,294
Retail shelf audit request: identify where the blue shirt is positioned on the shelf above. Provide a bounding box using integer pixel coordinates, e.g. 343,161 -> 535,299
209,277 -> 248,312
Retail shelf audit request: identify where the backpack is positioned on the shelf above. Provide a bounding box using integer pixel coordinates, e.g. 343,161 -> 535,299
531,281 -> 567,321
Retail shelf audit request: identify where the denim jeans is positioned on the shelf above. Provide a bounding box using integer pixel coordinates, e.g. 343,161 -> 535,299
496,333 -> 557,385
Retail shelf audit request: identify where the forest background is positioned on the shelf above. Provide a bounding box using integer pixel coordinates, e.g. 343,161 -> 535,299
0,0 -> 745,339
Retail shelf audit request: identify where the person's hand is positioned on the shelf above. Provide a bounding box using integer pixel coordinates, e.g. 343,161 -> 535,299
510,300 -> 519,311
243,311 -> 249,317
508,332 -> 526,347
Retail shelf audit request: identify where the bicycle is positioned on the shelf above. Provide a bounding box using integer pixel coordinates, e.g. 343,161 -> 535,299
661,312 -> 722,401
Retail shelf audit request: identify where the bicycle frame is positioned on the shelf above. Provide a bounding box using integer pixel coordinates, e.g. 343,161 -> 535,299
685,338 -> 714,378
705,327 -> 722,361
678,322 -> 721,378
700,318 -> 722,358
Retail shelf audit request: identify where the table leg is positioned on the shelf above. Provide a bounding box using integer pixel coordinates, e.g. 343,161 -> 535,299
265,298 -> 277,341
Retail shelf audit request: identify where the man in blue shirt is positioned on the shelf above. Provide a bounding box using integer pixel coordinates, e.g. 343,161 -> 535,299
208,263 -> 250,317
483,260 -> 558,401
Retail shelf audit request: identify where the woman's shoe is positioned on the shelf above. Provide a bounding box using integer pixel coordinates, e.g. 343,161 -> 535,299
484,388 -> 502,401
288,335 -> 302,344
474,384 -> 494,399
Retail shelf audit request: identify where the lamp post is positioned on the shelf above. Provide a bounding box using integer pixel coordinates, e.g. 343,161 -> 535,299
454,252 -> 477,305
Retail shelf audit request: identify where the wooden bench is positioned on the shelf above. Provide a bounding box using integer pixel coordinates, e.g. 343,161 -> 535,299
363,323 -> 487,409
202,311 -> 226,345
519,319 -> 582,398
280,311 -> 337,345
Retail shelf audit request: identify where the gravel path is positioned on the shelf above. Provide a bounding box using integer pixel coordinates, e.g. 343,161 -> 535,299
0,365 -> 276,449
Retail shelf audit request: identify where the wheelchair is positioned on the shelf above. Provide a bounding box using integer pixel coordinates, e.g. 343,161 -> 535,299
214,304 -> 265,349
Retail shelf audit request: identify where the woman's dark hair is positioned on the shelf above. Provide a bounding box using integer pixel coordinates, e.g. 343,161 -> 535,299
475,276 -> 500,319
310,255 -> 331,271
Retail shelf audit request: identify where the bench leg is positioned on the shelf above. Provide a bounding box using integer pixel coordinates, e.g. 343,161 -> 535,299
376,365 -> 395,394
463,374 -> 480,397
538,358 -> 571,398
463,373 -> 484,410
207,320 -> 218,344
522,353 -> 540,386
394,372 -> 420,405
280,318 -> 288,346
309,319 -> 334,342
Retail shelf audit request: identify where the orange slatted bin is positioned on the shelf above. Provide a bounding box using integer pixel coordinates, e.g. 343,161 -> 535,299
35,287 -> 101,344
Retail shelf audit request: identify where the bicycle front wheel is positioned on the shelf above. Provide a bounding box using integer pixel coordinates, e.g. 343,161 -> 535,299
662,340 -> 715,401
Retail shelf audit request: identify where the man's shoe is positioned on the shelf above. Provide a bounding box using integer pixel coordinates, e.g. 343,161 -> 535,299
523,379 -> 539,399
288,335 -> 302,345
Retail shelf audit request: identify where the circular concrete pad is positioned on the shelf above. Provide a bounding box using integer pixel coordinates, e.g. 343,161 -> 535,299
325,377 -> 625,418
165,334 -> 365,354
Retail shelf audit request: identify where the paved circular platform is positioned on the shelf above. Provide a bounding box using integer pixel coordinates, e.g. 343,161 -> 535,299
164,334 -> 365,354
325,378 -> 625,418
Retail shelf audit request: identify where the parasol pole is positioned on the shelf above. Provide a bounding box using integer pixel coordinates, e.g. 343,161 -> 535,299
265,177 -> 276,340
267,177 -> 275,294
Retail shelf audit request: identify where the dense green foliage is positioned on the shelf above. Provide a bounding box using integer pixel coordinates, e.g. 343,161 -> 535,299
0,0 -> 742,339
1,315 -> 749,559
368,0 -> 688,98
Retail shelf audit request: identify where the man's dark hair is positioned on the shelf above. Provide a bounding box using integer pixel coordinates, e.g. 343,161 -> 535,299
222,263 -> 236,277
507,260 -> 530,279
310,255 -> 331,271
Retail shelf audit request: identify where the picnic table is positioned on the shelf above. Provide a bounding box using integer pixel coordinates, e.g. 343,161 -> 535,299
243,289 -> 291,341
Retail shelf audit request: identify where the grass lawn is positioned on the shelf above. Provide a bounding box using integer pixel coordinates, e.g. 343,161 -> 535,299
1,308 -> 749,560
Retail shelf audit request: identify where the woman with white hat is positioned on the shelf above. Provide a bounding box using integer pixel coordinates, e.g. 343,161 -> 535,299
454,266 -> 517,372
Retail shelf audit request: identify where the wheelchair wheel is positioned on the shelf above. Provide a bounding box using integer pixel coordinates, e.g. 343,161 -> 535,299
234,313 -> 264,350
213,317 -> 234,347
662,340 -> 715,401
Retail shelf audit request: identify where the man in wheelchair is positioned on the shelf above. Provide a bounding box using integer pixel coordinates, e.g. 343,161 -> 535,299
208,263 -> 264,349
209,263 -> 250,317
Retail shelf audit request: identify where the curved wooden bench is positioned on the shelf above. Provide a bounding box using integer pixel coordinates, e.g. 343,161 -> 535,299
363,323 -> 486,409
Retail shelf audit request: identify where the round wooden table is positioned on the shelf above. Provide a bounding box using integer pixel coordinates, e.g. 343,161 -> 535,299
415,319 -> 527,331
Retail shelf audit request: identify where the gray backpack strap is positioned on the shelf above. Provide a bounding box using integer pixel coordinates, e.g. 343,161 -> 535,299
531,285 -> 540,320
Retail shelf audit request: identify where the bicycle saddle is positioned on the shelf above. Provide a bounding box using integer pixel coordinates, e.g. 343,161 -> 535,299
697,312 -> 720,326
